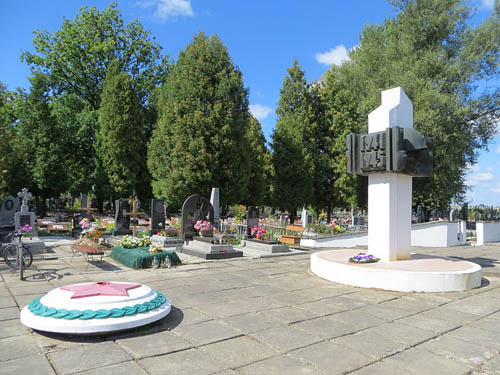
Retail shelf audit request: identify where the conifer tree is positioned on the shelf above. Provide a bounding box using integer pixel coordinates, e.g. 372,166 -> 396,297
16,74 -> 69,214
97,61 -> 145,198
272,60 -> 313,223
244,116 -> 271,206
148,32 -> 250,209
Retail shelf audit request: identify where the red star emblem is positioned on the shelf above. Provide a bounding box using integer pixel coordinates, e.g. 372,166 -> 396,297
61,282 -> 141,299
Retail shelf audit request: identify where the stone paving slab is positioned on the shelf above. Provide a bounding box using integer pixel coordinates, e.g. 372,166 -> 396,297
172,320 -> 242,346
117,330 -> 193,359
138,348 -> 224,375
199,336 -> 278,369
0,354 -> 55,375
289,341 -> 374,374
1,239 -> 500,374
47,342 -> 132,374
249,324 -> 323,352
0,318 -> 29,339
0,334 -> 40,361
418,334 -> 498,368
64,360 -> 148,375
235,354 -> 322,374
384,347 -> 473,374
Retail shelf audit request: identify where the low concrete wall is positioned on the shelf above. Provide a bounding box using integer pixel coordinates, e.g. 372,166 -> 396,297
301,232 -> 368,249
476,221 -> 500,246
411,221 -> 466,247
302,221 -> 467,248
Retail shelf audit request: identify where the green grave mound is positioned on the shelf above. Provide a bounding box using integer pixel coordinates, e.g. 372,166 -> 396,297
110,246 -> 181,269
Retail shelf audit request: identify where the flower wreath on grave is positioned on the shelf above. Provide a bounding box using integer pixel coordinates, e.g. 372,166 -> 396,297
348,253 -> 380,264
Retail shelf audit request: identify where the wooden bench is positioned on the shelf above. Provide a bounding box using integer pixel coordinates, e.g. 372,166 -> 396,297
71,244 -> 104,269
280,225 -> 305,248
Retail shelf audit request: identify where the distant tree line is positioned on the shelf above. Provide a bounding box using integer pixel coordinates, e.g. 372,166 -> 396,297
1,0 -> 498,219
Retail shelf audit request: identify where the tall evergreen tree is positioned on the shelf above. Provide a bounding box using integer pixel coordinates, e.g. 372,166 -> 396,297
0,82 -> 30,196
148,32 -> 250,209
16,74 -> 69,214
272,60 -> 313,223
331,0 -> 499,212
97,61 -> 145,198
244,116 -> 271,206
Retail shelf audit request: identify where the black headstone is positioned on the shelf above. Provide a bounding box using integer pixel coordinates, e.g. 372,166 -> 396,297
181,195 -> 214,240
151,199 -> 166,233
113,200 -> 132,236
247,206 -> 259,235
0,196 -> 20,227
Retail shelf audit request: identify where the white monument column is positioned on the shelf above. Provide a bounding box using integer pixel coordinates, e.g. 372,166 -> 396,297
368,87 -> 413,261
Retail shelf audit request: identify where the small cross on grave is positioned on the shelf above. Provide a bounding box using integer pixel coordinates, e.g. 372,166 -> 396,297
81,197 -> 97,217
18,188 -> 32,206
126,200 -> 145,237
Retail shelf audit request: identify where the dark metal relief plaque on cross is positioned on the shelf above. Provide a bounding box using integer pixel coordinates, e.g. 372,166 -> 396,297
346,126 -> 433,177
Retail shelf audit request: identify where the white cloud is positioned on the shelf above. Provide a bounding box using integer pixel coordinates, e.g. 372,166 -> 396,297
481,0 -> 495,10
496,146 -> 500,154
491,187 -> 500,193
474,172 -> 494,182
138,0 -> 194,21
469,164 -> 481,172
316,45 -> 350,66
249,104 -> 273,120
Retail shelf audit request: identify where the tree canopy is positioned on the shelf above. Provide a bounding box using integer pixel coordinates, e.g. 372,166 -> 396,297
272,60 -> 314,221
329,0 -> 499,210
97,61 -> 145,198
148,32 -> 254,209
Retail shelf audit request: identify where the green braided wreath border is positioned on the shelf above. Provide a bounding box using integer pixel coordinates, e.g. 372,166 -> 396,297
28,290 -> 167,320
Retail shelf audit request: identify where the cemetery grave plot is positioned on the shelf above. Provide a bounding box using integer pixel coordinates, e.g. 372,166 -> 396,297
110,246 -> 181,269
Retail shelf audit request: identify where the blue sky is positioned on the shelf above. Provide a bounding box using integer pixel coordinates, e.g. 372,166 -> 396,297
0,0 -> 498,205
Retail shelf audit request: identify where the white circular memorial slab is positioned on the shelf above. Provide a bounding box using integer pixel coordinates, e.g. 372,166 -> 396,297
311,250 -> 482,292
20,281 -> 171,334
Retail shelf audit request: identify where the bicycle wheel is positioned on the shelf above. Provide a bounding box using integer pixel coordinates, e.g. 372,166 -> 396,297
3,244 -> 33,270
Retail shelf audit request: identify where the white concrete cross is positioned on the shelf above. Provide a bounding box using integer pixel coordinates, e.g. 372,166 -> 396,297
368,87 -> 413,261
18,188 -> 32,206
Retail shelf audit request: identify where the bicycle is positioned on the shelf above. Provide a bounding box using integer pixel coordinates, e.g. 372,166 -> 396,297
3,231 -> 33,270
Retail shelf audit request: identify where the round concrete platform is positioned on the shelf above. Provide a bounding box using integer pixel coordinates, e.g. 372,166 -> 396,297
20,281 -> 171,334
311,249 -> 482,292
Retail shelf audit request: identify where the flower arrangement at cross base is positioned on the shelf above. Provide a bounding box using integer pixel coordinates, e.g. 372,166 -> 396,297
349,253 -> 380,264
250,226 -> 267,240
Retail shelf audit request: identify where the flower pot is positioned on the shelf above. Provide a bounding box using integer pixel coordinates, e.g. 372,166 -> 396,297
199,230 -> 211,237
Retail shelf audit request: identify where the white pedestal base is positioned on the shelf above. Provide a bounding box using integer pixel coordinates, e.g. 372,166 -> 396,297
20,282 -> 171,335
311,250 -> 481,292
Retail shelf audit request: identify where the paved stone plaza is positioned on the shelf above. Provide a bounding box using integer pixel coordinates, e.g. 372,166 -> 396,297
1,240 -> 500,374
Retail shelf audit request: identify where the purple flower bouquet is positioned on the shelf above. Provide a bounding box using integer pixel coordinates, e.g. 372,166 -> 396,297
348,253 -> 380,264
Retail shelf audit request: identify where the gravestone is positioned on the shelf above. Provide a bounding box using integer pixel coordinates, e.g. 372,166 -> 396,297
210,188 -> 220,225
80,193 -> 88,210
14,188 -> 36,231
346,87 -> 433,261
0,195 -> 20,241
301,206 -> 313,228
461,203 -> 468,221
182,195 -> 214,240
247,206 -> 259,235
0,195 -> 20,227
113,200 -> 132,236
151,199 -> 166,233
353,216 -> 365,226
